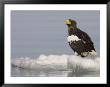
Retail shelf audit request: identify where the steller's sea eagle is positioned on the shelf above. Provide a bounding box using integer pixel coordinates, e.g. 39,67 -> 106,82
64,19 -> 97,57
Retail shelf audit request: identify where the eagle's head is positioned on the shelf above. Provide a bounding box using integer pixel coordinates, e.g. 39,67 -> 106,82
64,19 -> 77,27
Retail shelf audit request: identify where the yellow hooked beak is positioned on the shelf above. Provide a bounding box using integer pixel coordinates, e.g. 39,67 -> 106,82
64,20 -> 71,25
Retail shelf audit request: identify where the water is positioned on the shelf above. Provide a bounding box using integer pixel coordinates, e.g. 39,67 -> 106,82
11,10 -> 100,58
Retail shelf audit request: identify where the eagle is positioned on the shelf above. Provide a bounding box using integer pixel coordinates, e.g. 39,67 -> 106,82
64,19 -> 97,57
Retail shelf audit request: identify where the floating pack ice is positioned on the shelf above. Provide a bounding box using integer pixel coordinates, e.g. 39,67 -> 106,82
11,54 -> 100,72
11,55 -> 68,70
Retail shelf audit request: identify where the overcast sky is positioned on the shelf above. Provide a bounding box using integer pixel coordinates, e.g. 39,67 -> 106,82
11,10 -> 100,58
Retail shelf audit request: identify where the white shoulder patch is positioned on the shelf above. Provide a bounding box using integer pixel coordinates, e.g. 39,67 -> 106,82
67,35 -> 81,43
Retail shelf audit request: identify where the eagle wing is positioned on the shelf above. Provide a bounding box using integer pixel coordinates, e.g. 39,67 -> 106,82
78,30 -> 95,51
80,31 -> 93,45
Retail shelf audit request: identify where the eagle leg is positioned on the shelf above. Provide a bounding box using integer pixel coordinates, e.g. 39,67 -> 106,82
74,52 -> 79,56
